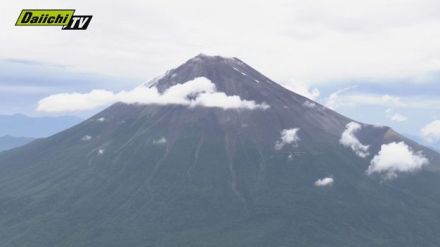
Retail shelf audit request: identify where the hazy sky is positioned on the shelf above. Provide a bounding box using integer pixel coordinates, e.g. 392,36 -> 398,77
1,0 -> 440,146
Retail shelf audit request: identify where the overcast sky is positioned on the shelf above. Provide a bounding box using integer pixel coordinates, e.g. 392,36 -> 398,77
1,0 -> 440,146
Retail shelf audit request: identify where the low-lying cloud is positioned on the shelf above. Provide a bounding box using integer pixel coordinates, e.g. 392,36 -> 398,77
340,122 -> 370,158
275,128 -> 300,150
421,120 -> 440,143
314,177 -> 334,187
37,77 -> 269,113
367,142 -> 429,179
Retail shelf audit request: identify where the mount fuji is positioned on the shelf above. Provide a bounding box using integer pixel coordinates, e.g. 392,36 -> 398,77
1,54 -> 440,247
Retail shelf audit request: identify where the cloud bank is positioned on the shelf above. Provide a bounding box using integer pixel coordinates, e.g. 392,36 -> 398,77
367,142 -> 429,179
421,120 -> 440,143
37,77 -> 269,113
314,177 -> 334,187
340,122 -> 370,158
275,128 -> 300,150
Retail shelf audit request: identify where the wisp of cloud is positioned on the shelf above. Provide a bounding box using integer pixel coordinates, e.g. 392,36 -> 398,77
339,122 -> 370,158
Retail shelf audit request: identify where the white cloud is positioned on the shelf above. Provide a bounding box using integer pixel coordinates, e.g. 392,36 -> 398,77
281,81 -> 320,100
275,128 -> 300,150
153,137 -> 167,145
340,122 -> 370,158
367,142 -> 429,179
37,77 -> 269,113
386,109 -> 408,123
314,177 -> 334,187
390,113 -> 408,123
421,120 -> 440,143
190,91 -> 269,110
38,90 -> 115,113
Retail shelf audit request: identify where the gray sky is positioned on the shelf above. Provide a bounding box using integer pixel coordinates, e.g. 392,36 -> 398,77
2,0 -> 440,81
1,0 -> 440,146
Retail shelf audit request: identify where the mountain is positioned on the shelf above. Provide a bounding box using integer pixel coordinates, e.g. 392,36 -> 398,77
0,114 -> 82,138
0,135 -> 34,152
0,54 -> 440,247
